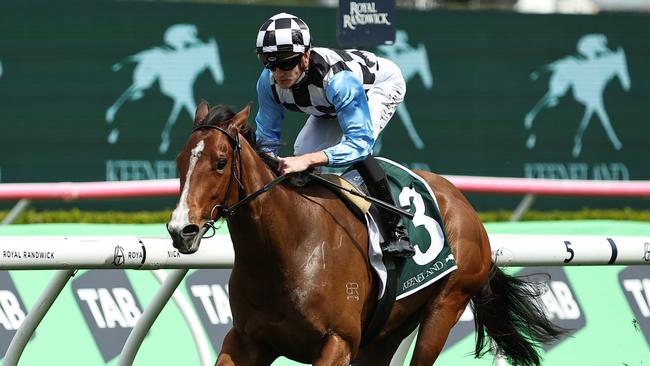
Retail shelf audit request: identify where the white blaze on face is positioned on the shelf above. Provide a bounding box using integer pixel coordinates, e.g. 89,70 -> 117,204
169,140 -> 205,231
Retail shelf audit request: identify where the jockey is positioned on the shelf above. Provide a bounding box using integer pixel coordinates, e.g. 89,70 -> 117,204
254,12 -> 414,258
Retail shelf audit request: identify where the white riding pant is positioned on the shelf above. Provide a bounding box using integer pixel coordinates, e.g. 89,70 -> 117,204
293,57 -> 406,156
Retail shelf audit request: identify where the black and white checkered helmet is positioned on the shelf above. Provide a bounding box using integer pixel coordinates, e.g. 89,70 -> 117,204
256,13 -> 311,54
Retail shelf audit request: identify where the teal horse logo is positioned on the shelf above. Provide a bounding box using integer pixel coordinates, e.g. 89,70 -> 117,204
524,34 -> 631,157
376,30 -> 433,151
106,24 -> 225,154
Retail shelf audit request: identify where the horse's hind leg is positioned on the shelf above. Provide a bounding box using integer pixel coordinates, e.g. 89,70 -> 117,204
409,284 -> 474,366
216,329 -> 275,366
159,100 -> 184,154
524,93 -> 553,149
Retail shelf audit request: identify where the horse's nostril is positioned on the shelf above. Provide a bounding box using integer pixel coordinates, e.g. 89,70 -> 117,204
181,224 -> 200,238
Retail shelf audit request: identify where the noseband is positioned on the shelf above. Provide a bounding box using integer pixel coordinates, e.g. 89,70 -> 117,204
190,124 -> 288,231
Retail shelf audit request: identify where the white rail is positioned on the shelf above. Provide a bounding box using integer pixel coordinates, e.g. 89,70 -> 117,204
1,234 -> 649,270
1,234 -> 649,366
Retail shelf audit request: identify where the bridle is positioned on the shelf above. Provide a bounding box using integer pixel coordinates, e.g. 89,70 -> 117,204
190,124 -> 288,235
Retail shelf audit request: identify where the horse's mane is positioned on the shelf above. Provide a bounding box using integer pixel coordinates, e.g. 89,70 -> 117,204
200,104 -> 254,145
203,105 -> 236,128
201,104 -> 281,172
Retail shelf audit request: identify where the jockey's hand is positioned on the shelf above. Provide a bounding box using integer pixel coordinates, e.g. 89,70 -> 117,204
278,151 -> 328,175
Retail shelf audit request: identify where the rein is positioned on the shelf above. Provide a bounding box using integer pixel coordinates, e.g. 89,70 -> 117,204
191,124 -> 288,230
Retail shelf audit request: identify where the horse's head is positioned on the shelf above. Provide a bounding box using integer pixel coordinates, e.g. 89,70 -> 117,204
612,47 -> 631,91
167,100 -> 251,254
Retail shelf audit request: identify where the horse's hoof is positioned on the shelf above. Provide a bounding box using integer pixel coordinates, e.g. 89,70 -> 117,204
106,109 -> 115,123
159,140 -> 169,154
524,115 -> 533,129
572,143 -> 582,158
108,128 -> 119,144
526,134 -> 536,149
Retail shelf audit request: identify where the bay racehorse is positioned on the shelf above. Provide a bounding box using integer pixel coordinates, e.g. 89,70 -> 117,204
167,102 -> 563,365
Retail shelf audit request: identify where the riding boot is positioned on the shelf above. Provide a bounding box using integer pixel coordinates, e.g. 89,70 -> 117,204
355,156 -> 415,258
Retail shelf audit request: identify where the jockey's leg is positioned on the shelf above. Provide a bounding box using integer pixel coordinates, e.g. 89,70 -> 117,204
294,115 -> 344,157
355,156 -> 414,258
216,329 -> 275,366
313,333 -> 352,366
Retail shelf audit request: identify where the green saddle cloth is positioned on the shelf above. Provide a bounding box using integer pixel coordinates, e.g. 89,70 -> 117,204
376,157 -> 457,300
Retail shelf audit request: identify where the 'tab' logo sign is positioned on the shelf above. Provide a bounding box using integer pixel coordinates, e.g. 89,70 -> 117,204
72,270 -> 143,362
0,272 -> 29,357
619,266 -> 650,346
443,267 -> 584,351
185,269 -> 232,353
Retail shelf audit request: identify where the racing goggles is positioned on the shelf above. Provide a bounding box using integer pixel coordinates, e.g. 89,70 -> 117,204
261,53 -> 302,71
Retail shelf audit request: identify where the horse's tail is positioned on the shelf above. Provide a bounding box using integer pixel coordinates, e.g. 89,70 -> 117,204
471,265 -> 567,366
111,54 -> 141,72
529,65 -> 549,81
111,59 -> 127,72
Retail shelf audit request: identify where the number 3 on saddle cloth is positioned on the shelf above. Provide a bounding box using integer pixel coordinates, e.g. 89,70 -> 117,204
334,157 -> 458,300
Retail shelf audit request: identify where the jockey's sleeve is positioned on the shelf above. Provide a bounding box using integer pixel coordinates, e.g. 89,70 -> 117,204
324,70 -> 374,167
255,69 -> 284,156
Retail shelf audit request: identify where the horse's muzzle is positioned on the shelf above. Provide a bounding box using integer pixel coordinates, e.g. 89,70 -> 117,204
168,223 -> 204,254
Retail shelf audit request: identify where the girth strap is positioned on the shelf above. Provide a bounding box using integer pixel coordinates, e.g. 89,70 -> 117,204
359,256 -> 403,347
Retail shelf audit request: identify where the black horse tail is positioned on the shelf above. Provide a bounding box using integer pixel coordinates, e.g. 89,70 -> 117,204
471,264 -> 567,366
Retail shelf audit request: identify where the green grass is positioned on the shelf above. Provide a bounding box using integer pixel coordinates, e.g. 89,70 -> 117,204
2,208 -> 650,224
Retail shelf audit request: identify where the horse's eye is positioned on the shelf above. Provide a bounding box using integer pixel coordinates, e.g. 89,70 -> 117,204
215,159 -> 227,171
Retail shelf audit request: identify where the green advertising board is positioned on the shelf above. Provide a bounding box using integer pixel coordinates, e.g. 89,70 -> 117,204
0,222 -> 649,365
0,2 -> 649,210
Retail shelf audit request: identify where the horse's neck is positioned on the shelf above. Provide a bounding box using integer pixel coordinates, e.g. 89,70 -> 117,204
233,142 -> 293,224
227,143 -> 302,263
238,144 -> 278,196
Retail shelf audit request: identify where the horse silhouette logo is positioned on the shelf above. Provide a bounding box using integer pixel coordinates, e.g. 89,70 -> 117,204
524,34 -> 631,157
376,30 -> 433,151
106,24 -> 225,154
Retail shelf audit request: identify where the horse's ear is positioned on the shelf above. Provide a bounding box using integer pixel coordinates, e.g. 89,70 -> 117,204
230,102 -> 252,132
194,100 -> 210,128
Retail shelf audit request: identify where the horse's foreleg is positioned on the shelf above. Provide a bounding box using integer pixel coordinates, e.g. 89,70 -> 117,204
573,107 -> 594,157
313,333 -> 352,366
595,105 -> 622,150
409,287 -> 472,366
354,313 -> 420,366
216,329 -> 275,366
396,104 -> 425,150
